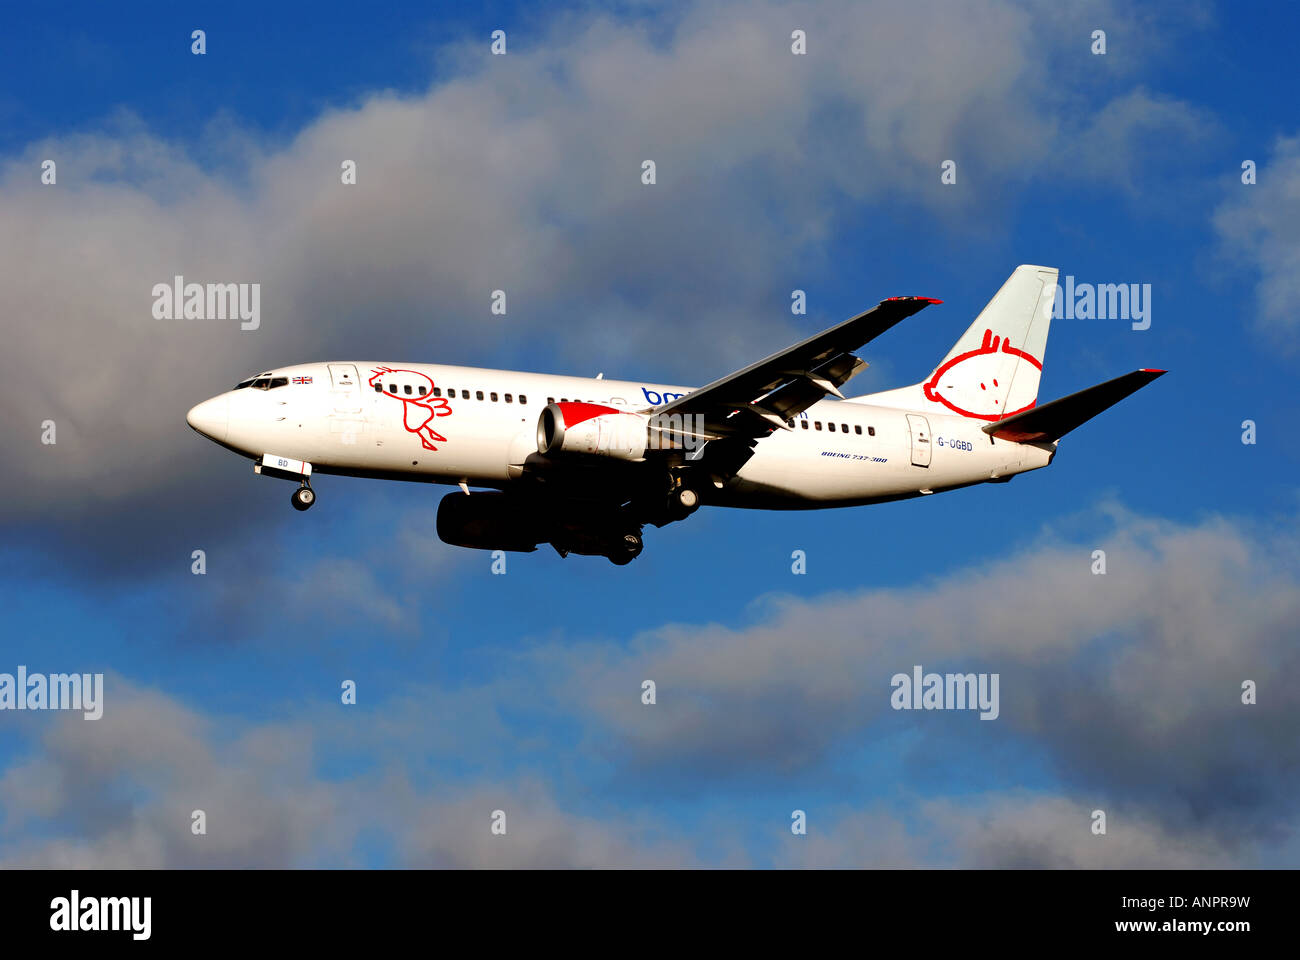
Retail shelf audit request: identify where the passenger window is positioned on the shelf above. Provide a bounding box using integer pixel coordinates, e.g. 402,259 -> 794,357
815,422 -> 822,431
854,425 -> 862,435
801,420 -> 809,429
868,426 -> 876,436
786,420 -> 794,428
417,385 -> 427,396
388,383 -> 396,393
462,390 -> 470,399
841,423 -> 848,432
504,394 -> 513,403
373,383 -> 383,393
519,395 -> 527,404
547,397 -> 555,404
490,392 -> 498,402
475,390 -> 484,400
432,387 -> 441,397
827,423 -> 835,432
404,384 -> 413,395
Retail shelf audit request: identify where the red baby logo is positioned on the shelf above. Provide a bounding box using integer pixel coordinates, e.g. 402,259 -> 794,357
922,329 -> 1041,421
368,366 -> 452,451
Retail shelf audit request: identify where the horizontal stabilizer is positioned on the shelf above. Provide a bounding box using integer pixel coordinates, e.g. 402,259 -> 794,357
982,369 -> 1166,443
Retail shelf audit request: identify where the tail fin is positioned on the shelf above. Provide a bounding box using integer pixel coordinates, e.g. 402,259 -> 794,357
858,265 -> 1058,421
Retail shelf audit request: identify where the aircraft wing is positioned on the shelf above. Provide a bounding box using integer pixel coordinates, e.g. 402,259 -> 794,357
651,296 -> 942,440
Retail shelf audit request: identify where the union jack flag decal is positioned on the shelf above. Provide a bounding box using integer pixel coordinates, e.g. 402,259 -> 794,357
292,376 -> 313,384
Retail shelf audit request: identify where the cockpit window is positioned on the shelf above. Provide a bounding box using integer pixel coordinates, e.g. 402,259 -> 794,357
251,378 -> 272,390
269,377 -> 289,389
234,378 -> 256,390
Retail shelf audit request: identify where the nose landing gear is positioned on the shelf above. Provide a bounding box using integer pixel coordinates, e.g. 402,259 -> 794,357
290,483 -> 316,511
607,530 -> 643,565
255,453 -> 316,512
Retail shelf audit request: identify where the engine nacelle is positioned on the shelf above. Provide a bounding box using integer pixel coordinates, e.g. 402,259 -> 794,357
436,491 -> 541,552
537,402 -> 648,460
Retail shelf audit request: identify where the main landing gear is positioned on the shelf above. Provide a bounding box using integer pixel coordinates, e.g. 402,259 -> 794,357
670,484 -> 700,519
607,530 -> 643,565
653,475 -> 701,525
290,482 -> 316,511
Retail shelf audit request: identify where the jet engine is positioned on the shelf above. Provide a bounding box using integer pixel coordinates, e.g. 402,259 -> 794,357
436,490 -> 644,564
536,402 -> 649,460
436,491 -> 542,552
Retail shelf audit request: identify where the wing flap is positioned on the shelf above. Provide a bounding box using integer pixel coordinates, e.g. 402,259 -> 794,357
653,296 -> 940,438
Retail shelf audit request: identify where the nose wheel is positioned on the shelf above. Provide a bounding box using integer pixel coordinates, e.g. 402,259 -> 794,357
291,484 -> 316,511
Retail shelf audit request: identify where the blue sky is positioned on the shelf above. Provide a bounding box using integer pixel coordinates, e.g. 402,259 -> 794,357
1,0 -> 1297,867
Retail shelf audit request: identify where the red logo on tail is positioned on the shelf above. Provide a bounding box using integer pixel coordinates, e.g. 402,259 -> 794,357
922,329 -> 1041,421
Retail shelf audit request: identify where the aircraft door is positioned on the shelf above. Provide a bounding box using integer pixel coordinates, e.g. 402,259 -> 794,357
326,363 -> 367,447
906,414 -> 931,467
327,363 -> 363,413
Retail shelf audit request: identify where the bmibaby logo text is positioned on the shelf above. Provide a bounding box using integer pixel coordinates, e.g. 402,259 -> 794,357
50,891 -> 151,941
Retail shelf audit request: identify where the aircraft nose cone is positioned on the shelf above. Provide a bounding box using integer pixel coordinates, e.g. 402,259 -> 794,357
186,395 -> 229,442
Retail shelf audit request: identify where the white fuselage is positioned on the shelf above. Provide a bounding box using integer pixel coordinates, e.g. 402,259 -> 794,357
189,361 -> 1054,508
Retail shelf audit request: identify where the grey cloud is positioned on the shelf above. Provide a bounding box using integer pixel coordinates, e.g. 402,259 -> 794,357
0,680 -> 343,867
389,775 -> 698,868
533,507 -> 1300,854
781,793 -> 1242,868
4,504 -> 1295,868
0,678 -> 695,868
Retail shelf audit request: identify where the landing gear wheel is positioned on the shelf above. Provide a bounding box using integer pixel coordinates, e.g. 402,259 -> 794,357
291,486 -> 316,511
665,485 -> 700,521
608,531 -> 643,565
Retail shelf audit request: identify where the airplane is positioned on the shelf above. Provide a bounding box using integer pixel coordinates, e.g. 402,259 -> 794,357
185,265 -> 1165,564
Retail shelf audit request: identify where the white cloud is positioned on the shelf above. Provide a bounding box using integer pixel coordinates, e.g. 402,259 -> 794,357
1214,134 -> 1300,339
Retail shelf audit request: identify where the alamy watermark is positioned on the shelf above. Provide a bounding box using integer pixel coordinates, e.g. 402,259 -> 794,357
890,664 -> 999,720
1054,275 -> 1151,330
50,891 -> 150,940
0,666 -> 103,719
152,275 -> 260,330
